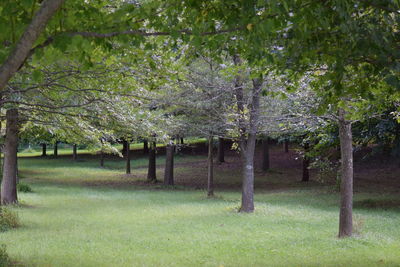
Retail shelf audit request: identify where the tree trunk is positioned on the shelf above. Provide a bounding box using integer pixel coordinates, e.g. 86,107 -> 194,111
122,140 -> 127,156
180,137 -> 184,144
41,143 -> 47,157
262,137 -> 270,171
1,109 -> 19,205
147,141 -> 157,182
302,142 -> 310,182
100,149 -> 104,167
284,140 -> 289,153
0,0 -> 65,91
207,136 -> 214,197
143,139 -> 149,154
338,109 -> 353,238
164,144 -> 174,185
53,141 -> 58,157
72,144 -> 77,160
125,141 -> 131,174
217,137 -> 225,164
238,76 -> 263,213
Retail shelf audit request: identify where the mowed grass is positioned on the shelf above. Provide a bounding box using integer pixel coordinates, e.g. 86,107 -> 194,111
2,155 -> 400,266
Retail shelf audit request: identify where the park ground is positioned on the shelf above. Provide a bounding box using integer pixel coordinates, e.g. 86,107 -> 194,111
1,143 -> 400,266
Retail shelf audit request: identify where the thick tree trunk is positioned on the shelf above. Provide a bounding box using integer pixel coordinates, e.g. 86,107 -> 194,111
284,140 -> 289,153
338,109 -> 353,238
53,141 -> 58,157
207,136 -> 214,197
72,144 -> 77,160
122,140 -> 127,156
41,143 -> 47,157
143,139 -> 149,154
125,141 -> 131,174
0,0 -> 65,91
147,142 -> 157,182
180,137 -> 184,145
1,109 -> 19,205
302,142 -> 310,182
262,137 -> 270,171
217,137 -> 225,164
164,144 -> 174,185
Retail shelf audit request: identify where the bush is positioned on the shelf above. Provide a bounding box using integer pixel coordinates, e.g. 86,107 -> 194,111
0,207 -> 19,232
17,183 -> 32,193
0,245 -> 10,267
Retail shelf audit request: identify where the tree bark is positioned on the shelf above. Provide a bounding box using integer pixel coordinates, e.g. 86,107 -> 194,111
53,141 -> 58,157
302,142 -> 310,182
1,109 -> 19,205
207,136 -> 214,197
180,137 -> 184,144
217,137 -> 225,164
262,137 -> 270,171
125,141 -> 131,174
143,139 -> 149,154
164,144 -> 174,185
237,74 -> 263,213
284,140 -> 289,153
41,143 -> 47,157
147,141 -> 157,182
338,108 -> 353,238
72,144 -> 77,160
0,0 -> 65,91
122,140 -> 127,156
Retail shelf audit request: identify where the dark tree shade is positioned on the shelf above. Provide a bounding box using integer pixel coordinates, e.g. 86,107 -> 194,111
207,136 -> 214,197
302,142 -> 310,182
217,137 -> 225,164
262,137 -> 270,171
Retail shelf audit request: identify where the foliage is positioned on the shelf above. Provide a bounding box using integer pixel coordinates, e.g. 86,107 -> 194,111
0,245 -> 11,267
0,207 -> 19,232
17,183 -> 32,193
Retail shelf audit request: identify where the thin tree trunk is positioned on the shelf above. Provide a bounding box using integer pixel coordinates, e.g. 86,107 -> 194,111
284,140 -> 289,153
125,141 -> 131,174
207,136 -> 214,197
53,141 -> 58,157
0,0 -> 65,91
41,143 -> 47,157
72,144 -> 77,160
147,141 -> 157,182
262,137 -> 270,171
302,142 -> 310,182
164,144 -> 174,185
143,139 -> 149,154
217,137 -> 225,164
1,109 -> 19,205
100,148 -> 104,167
238,76 -> 263,213
338,108 -> 353,238
180,137 -> 184,144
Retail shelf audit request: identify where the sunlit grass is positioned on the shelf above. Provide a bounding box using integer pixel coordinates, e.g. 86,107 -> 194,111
1,155 -> 400,266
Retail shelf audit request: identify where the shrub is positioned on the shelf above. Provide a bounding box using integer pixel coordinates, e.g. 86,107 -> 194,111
0,244 -> 10,267
0,207 -> 19,232
17,183 -> 32,193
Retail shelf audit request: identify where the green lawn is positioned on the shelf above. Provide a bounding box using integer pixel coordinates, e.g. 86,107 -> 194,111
2,155 -> 400,266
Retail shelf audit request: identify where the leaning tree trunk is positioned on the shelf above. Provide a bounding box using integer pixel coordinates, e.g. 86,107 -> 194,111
125,141 -> 131,174
147,141 -> 157,182
53,141 -> 58,157
302,142 -> 310,182
1,109 -> 19,205
41,143 -> 47,157
207,136 -> 214,197
262,137 -> 270,171
217,137 -> 225,164
72,144 -> 77,160
164,144 -> 174,185
338,109 -> 353,238
0,0 -> 66,91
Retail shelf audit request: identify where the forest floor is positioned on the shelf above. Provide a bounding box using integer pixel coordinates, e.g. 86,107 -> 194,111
2,144 -> 400,266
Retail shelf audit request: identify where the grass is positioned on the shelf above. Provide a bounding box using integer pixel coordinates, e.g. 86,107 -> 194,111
1,152 -> 400,266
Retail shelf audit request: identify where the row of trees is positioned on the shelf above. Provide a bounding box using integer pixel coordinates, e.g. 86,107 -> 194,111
0,0 -> 399,239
